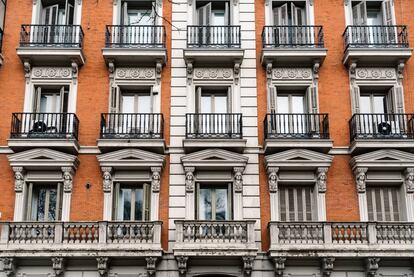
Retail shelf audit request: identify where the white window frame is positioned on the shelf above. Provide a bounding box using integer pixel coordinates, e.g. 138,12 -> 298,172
344,0 -> 396,26
278,184 -> 315,222
31,0 -> 82,25
26,182 -> 63,221
113,182 -> 151,221
265,0 -> 314,26
196,182 -> 233,220
366,185 -> 403,222
113,0 -> 162,25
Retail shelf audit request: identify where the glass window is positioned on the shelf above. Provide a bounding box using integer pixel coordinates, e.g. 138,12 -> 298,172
367,186 -> 401,221
115,183 -> 150,221
28,184 -> 62,221
279,185 -> 313,221
197,184 -> 232,220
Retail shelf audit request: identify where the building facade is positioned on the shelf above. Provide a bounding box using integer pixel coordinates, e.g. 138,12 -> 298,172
0,0 -> 414,276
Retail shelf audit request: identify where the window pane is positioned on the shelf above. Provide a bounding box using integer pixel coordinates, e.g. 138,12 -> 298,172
291,96 -> 305,113
200,95 -> 212,113
121,95 -> 135,113
138,95 -> 151,114
373,95 -> 386,114
37,188 -> 47,221
119,188 -> 132,220
135,189 -> 143,221
367,186 -> 400,222
48,189 -> 57,221
277,96 -> 289,113
199,188 -> 212,220
359,95 -> 372,114
215,188 -> 228,220
214,96 -> 228,114
279,186 -> 313,222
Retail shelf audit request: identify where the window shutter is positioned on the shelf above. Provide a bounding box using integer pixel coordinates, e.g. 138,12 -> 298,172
352,1 -> 367,25
114,183 -> 120,220
291,3 -> 297,26
33,87 -> 42,113
224,2 -> 229,26
353,85 -> 361,113
56,182 -> 63,221
273,7 -> 280,26
382,0 -> 394,26
204,3 -> 211,26
280,3 -> 288,25
269,86 -> 277,113
279,186 -> 313,222
367,186 -> 400,222
144,183 -> 151,221
122,1 -> 128,25
110,86 -> 120,113
27,183 -> 34,220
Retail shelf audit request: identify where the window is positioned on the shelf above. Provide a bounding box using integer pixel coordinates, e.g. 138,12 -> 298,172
196,1 -> 230,26
351,1 -> 393,26
197,183 -> 232,220
279,185 -> 314,221
114,183 -> 151,221
273,1 -> 306,26
41,0 -> 75,25
27,183 -> 63,221
367,186 -> 401,221
33,85 -> 69,113
0,0 -> 6,35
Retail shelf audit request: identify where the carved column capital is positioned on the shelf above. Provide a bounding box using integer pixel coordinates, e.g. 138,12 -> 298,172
62,167 -> 74,193
146,257 -> 158,276
233,167 -> 244,193
365,258 -> 380,277
1,258 -> 15,277
96,257 -> 109,277
267,167 -> 279,193
242,256 -> 255,275
101,167 -> 113,193
317,167 -> 329,193
273,257 -> 286,277
185,167 -> 195,192
51,257 -> 65,276
405,168 -> 414,193
321,257 -> 335,277
13,167 -> 25,192
151,167 -> 162,192
176,256 -> 188,276
354,167 -> 368,193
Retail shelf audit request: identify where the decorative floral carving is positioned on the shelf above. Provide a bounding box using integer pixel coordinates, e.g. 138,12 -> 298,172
272,68 -> 313,80
117,69 -> 126,77
356,69 -> 368,78
31,67 -> 73,79
354,168 -> 368,193
151,167 -> 162,192
405,168 -> 414,193
317,167 -> 328,193
233,167 -> 244,193
13,167 -> 25,192
355,68 -> 396,80
115,68 -> 156,80
185,167 -> 195,192
193,68 -> 234,80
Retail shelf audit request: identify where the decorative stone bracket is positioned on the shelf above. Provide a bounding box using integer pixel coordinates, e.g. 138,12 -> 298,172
242,256 -> 255,276
151,167 -> 162,192
146,257 -> 158,276
321,257 -> 335,277
185,167 -> 195,192
1,258 -> 16,277
51,257 -> 65,277
13,167 -> 25,193
273,257 -> 286,277
354,167 -> 368,193
233,167 -> 244,193
267,167 -> 279,193
62,167 -> 74,193
176,256 -> 188,276
405,168 -> 414,193
102,167 -> 113,193
97,257 -> 109,277
365,258 -> 380,277
316,167 -> 328,193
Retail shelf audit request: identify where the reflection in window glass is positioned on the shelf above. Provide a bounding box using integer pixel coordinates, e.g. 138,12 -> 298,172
198,185 -> 231,220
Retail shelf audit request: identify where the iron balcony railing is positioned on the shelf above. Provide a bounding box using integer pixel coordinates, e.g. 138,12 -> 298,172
343,25 -> 409,49
186,113 -> 243,139
262,25 -> 324,48
11,113 -> 79,140
349,113 -> 414,141
20,24 -> 84,47
264,113 -> 330,139
187,25 -> 241,48
100,113 -> 164,139
105,25 -> 166,48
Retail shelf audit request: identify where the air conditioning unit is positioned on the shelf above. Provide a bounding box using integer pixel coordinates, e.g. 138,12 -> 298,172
377,121 -> 403,137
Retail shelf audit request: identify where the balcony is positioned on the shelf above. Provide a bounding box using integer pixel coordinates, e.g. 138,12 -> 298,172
349,113 -> 414,153
102,25 -> 167,67
343,25 -> 412,66
268,221 -> 414,258
97,113 -> 165,153
0,221 -> 162,257
17,25 -> 85,66
8,113 -> 80,153
264,113 -> 333,153
184,26 -> 244,66
261,26 -> 327,67
183,113 -> 246,152
174,220 -> 257,257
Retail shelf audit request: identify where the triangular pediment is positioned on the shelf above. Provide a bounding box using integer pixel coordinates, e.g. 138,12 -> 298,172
8,148 -> 79,169
97,149 -> 165,169
265,149 -> 333,169
181,149 -> 248,169
350,149 -> 414,170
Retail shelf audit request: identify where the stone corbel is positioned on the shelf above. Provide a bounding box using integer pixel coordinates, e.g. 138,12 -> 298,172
321,257 -> 335,277
151,167 -> 162,193
397,61 -> 405,83
13,167 -> 25,193
354,167 -> 368,193
71,61 -> 79,84
108,59 -> 115,80
313,62 -> 320,80
233,0 -> 239,6
405,168 -> 414,193
187,60 -> 193,85
51,257 -> 65,277
96,257 -> 109,277
176,256 -> 188,276
344,0 -> 350,6
273,257 -> 286,277
242,256 -> 255,276
234,62 -> 241,85
265,0 -> 270,6
266,62 -> 273,85
316,167 -> 328,193
187,0 -> 193,6
349,61 -> 357,81
112,0 -> 117,5
365,258 -> 380,277
24,60 -> 31,84
233,167 -> 244,193
1,258 -> 16,277
267,167 -> 279,193
101,167 -> 113,193
185,167 -> 195,192
145,257 -> 158,276
309,0 -> 314,6
62,167 -> 74,193
156,61 -> 163,85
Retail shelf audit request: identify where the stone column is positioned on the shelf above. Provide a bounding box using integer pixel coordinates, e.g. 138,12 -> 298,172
316,167 -> 328,221
354,167 -> 368,221
101,167 -> 113,221
61,167 -> 74,221
150,167 -> 162,221
13,167 -> 25,221
268,167 -> 279,221
233,167 -> 244,220
185,167 -> 195,220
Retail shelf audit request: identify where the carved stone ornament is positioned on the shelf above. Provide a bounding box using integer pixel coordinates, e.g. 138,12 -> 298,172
322,257 -> 335,277
13,167 -> 25,192
96,257 -> 109,276
313,62 -> 320,79
193,68 -> 234,81
233,167 -> 244,193
51,257 -> 64,276
176,256 -> 188,276
108,60 -> 115,74
1,258 -> 15,277
268,167 -> 279,193
355,67 -> 397,80
145,257 -> 158,276
317,167 -> 328,193
354,168 -> 368,193
405,168 -> 414,193
156,61 -> 163,84
115,68 -> 156,80
24,60 -> 31,83
185,167 -> 195,192
273,68 -> 313,80
242,256 -> 255,275
151,167 -> 162,192
101,167 -> 113,193
273,257 -> 286,277
234,62 -> 241,85
365,258 -> 380,277
187,61 -> 194,85
349,62 -> 357,80
62,167 -> 74,193
397,62 -> 405,82
31,67 -> 73,79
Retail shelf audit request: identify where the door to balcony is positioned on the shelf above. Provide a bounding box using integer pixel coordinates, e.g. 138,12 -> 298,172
197,183 -> 232,221
123,0 -> 156,46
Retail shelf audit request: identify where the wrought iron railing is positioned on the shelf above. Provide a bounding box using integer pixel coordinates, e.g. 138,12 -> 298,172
264,113 -> 329,139
105,25 -> 166,48
343,25 -> 409,49
187,25 -> 241,48
11,113 -> 79,140
262,25 -> 324,48
186,113 -> 243,139
100,113 -> 163,139
20,25 -> 84,47
349,113 -> 414,141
